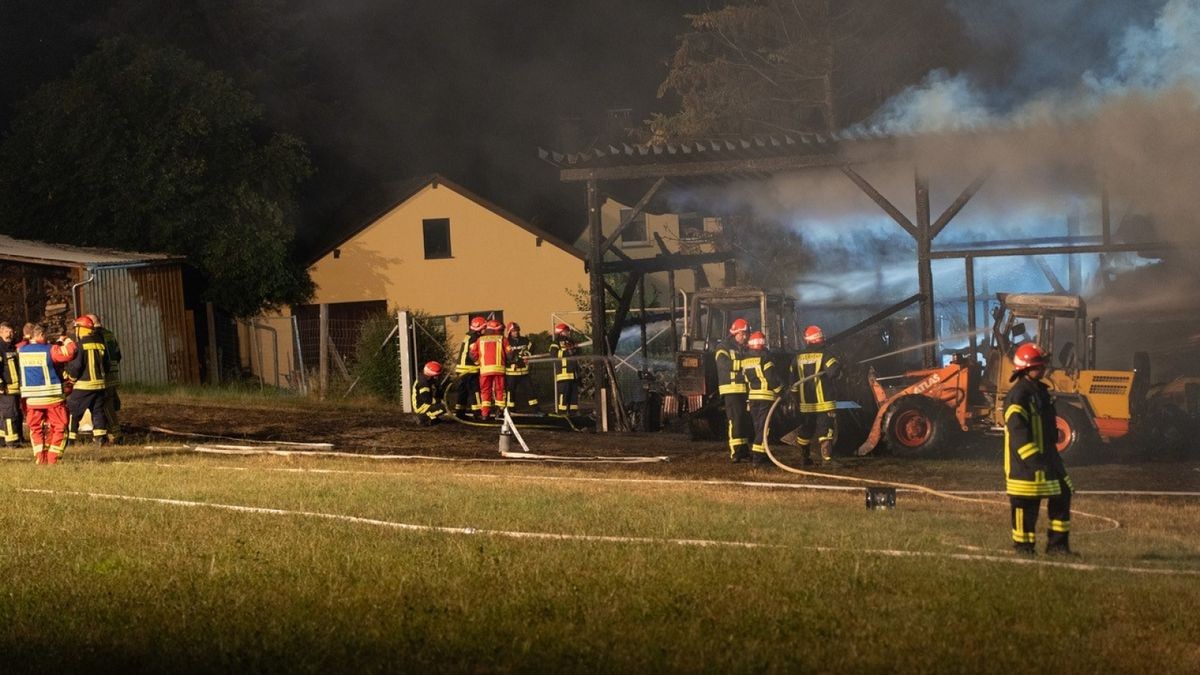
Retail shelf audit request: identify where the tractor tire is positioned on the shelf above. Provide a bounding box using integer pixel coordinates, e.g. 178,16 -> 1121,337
884,396 -> 954,456
1053,403 -> 1099,458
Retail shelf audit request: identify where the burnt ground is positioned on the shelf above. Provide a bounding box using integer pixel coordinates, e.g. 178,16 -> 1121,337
119,395 -> 1200,493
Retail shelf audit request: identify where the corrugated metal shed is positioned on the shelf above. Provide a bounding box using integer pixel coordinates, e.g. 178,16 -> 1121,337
0,234 -> 198,385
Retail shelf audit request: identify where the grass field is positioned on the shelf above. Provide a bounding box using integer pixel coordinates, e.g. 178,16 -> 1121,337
2,434 -> 1199,674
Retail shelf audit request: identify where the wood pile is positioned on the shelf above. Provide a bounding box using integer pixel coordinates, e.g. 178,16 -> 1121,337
0,262 -> 76,337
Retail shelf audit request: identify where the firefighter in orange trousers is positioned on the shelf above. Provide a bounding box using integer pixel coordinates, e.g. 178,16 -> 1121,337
0,322 -> 22,447
1005,343 -> 1075,556
790,325 -> 840,464
454,316 -> 485,416
412,361 -> 450,426
65,315 -> 109,445
550,323 -> 580,415
470,319 -> 508,420
504,322 -> 538,413
17,324 -> 73,464
741,331 -> 783,468
716,318 -> 752,462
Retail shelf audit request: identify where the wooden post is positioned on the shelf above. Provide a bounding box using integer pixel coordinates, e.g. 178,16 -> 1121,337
587,179 -> 608,431
915,172 -> 936,368
318,303 -> 329,400
205,302 -> 219,385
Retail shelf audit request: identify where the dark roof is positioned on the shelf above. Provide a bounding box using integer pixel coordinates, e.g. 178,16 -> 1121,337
307,173 -> 585,264
0,234 -> 184,269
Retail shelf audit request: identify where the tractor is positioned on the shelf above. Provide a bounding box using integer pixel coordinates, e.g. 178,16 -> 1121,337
857,293 -> 1141,457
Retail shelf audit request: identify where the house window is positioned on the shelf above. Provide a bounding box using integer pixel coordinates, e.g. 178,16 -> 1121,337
423,218 -> 452,259
679,214 -> 706,242
618,208 -> 648,245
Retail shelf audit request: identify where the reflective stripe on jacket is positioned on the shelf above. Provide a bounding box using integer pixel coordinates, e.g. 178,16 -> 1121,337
793,350 -> 839,413
66,333 -> 107,391
471,335 -> 508,375
715,339 -> 747,395
505,336 -> 531,376
456,332 -> 481,374
550,341 -> 578,382
18,342 -> 66,405
1004,376 -> 1069,497
741,353 -> 783,402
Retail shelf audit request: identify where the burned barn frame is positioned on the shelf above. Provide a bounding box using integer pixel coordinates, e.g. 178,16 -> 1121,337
541,131 -> 1171,430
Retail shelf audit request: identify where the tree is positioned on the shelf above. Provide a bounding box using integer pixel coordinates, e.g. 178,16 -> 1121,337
0,37 -> 314,316
650,0 -> 967,141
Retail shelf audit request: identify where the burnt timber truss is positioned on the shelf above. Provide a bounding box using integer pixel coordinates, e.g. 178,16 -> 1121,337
540,131 -> 1172,429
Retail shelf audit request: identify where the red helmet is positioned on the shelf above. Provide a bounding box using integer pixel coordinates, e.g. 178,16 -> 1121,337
729,318 -> 749,336
1013,343 -> 1048,370
485,319 -> 503,333
554,322 -> 571,336
73,315 -> 94,329
469,316 -> 486,332
804,325 -> 825,345
747,331 -> 766,350
423,361 -> 442,377
506,321 -> 520,335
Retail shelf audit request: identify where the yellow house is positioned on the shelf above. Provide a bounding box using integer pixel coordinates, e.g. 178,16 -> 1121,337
245,174 -> 589,388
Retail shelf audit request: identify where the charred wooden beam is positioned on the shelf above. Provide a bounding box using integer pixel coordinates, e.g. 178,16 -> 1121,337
598,177 -> 665,255
930,168 -> 992,239
841,165 -> 917,239
928,240 -> 1174,260
599,251 -> 735,275
825,293 -> 922,347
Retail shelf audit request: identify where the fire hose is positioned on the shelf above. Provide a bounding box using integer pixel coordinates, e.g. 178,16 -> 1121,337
761,396 -> 1122,534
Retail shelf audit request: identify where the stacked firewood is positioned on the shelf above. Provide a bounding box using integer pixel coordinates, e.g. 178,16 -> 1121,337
0,262 -> 75,337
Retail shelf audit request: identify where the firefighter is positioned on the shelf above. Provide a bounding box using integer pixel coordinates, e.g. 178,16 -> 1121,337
1004,343 -> 1075,556
470,319 -> 508,420
412,361 -> 449,426
504,322 -> 538,413
716,318 -> 752,462
454,316 -> 485,416
64,315 -> 109,445
550,323 -> 579,415
17,324 -> 73,464
0,322 -> 22,447
87,314 -> 122,442
790,325 -> 840,464
741,331 -> 783,468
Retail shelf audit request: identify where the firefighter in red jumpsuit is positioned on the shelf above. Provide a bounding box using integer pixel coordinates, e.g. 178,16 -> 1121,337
17,324 -> 74,464
470,319 -> 508,420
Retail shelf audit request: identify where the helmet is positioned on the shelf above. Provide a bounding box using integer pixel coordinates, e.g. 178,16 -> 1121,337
85,313 -> 101,328
73,316 -> 94,329
1013,343 -> 1047,370
804,325 -> 825,345
729,318 -> 749,336
554,322 -> 571,336
747,331 -> 766,350
422,361 -> 442,378
469,316 -> 486,332
485,319 -> 503,333
506,321 -> 520,335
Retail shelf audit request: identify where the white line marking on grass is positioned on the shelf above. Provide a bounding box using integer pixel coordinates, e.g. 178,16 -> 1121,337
18,488 -> 1199,577
16,488 -> 775,550
190,446 -> 668,464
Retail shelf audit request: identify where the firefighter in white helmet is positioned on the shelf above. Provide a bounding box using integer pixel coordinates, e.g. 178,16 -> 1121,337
716,318 -> 752,462
789,325 -> 840,464
741,331 -> 782,468
1004,343 -> 1075,556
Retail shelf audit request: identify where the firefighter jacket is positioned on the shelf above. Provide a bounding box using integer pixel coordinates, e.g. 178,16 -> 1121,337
17,341 -> 71,406
65,332 -> 108,392
1004,376 -> 1073,497
792,349 -> 840,413
456,331 -> 481,375
505,335 -> 532,377
97,327 -> 122,385
412,372 -> 449,414
741,351 -> 783,402
0,338 -> 19,396
550,338 -> 578,382
471,334 -> 509,375
714,338 -> 747,395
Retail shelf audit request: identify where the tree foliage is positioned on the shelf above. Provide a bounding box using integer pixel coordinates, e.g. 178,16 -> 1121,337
651,0 -> 967,141
0,37 -> 314,317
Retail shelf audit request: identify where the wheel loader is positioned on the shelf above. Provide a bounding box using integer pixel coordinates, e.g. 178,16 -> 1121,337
857,293 -> 1142,457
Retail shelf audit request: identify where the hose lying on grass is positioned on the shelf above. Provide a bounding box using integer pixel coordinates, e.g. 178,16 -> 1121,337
148,426 -> 334,449
762,397 -> 1122,535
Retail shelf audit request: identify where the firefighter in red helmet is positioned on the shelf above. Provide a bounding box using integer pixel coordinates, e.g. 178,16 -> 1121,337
412,361 -> 449,426
550,322 -> 579,415
504,322 -> 538,413
1004,343 -> 1075,556
740,331 -> 782,468
64,315 -> 109,445
789,325 -> 840,464
454,316 -> 485,417
716,318 -> 752,462
470,319 -> 508,420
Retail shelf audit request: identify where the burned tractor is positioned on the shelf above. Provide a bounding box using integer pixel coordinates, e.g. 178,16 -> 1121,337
674,287 -> 799,438
858,293 -> 1141,457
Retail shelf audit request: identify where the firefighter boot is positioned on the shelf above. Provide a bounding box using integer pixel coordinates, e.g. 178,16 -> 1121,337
751,452 -> 773,469
1013,542 -> 1036,557
1046,534 -> 1076,556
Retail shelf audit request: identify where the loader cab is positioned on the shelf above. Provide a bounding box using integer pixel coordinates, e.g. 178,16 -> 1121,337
675,287 -> 799,398
988,293 -> 1092,395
